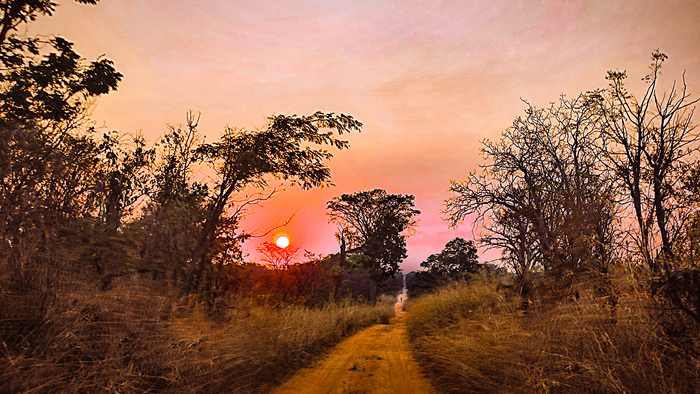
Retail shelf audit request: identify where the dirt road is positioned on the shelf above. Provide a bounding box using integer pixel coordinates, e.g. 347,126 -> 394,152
273,293 -> 436,394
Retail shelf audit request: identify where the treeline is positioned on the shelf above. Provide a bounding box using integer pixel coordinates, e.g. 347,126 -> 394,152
0,0 -> 421,317
445,50 -> 699,327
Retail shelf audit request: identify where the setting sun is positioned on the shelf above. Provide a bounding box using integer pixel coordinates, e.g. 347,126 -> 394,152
275,235 -> 290,249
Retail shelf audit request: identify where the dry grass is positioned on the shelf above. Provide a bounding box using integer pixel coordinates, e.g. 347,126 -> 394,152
0,278 -> 394,393
406,279 -> 699,393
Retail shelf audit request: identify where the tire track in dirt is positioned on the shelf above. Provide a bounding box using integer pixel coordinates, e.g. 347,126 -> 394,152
273,295 -> 436,394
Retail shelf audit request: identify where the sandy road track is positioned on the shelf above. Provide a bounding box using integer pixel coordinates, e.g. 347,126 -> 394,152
273,294 -> 436,394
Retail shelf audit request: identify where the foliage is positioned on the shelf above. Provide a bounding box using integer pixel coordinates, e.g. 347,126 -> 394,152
405,270 -> 450,298
0,0 -> 122,307
327,188 -> 420,283
97,131 -> 155,231
185,112 -> 362,300
445,52 -> 700,323
221,258 -> 337,307
421,237 -> 480,279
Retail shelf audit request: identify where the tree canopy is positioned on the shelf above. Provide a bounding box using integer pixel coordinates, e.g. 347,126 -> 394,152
327,188 -> 420,282
421,237 -> 480,279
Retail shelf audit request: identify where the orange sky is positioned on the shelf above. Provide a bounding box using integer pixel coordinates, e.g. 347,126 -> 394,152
32,0 -> 700,271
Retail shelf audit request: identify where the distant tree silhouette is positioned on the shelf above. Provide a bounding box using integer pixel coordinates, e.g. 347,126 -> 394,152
421,237 -> 479,279
256,241 -> 301,270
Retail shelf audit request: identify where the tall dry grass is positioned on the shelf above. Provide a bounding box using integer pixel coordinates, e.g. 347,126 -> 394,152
0,277 -> 394,393
405,278 -> 699,393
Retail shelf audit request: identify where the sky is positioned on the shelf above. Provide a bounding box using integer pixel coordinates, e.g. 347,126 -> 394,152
31,0 -> 700,272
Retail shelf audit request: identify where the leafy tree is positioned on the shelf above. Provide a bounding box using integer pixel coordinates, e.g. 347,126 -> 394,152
0,0 -> 121,240
0,1 -> 100,49
184,112 -> 362,297
0,0 -> 121,293
405,270 -> 448,298
137,113 -> 208,282
421,237 -> 479,279
327,188 -> 420,298
97,131 -> 155,231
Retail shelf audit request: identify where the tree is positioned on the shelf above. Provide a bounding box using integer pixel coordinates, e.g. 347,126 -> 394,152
136,113 -> 208,282
601,50 -> 699,271
0,1 -> 101,49
97,131 -> 155,231
255,241 -> 301,270
421,237 -> 479,279
600,51 -> 700,324
0,0 -> 121,242
327,189 -> 420,298
0,0 -> 121,295
184,111 -> 362,298
445,93 -> 617,281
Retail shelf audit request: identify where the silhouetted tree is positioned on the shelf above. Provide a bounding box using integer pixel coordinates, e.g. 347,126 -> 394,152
601,50 -> 700,271
445,93 -> 617,281
97,131 -> 155,232
256,241 -> 301,270
184,112 -> 362,298
136,113 -> 208,283
598,51 -> 700,323
0,0 -> 121,296
327,189 -> 420,299
421,237 -> 479,279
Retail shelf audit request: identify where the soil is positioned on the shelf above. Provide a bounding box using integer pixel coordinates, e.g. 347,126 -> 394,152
273,293 -> 436,394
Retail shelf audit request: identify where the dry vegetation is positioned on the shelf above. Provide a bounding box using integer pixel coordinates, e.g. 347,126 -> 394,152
405,276 -> 699,394
0,277 -> 394,393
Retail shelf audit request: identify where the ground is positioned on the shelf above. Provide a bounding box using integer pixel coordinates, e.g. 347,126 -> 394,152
273,292 -> 436,394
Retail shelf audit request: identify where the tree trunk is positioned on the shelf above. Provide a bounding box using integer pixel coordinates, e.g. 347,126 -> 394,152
369,279 -> 377,303
334,234 -> 346,300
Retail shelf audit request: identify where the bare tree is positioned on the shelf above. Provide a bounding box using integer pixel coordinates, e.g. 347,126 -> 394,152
445,93 -> 618,279
602,50 -> 700,271
256,241 -> 301,270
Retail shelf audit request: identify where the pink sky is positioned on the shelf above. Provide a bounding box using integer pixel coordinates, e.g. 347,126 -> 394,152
33,0 -> 700,271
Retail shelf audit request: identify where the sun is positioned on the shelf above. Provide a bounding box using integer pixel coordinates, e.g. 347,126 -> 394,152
275,235 -> 290,249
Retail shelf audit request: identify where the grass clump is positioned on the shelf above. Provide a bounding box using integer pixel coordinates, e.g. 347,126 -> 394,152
405,278 -> 699,393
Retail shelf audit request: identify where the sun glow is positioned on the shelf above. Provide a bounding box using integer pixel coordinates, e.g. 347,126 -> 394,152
275,235 -> 290,249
